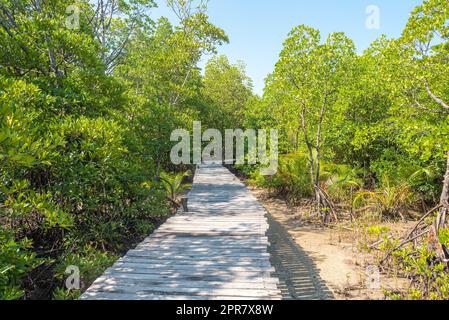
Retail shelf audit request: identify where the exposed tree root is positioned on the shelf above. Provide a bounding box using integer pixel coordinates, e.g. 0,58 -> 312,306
374,204 -> 449,267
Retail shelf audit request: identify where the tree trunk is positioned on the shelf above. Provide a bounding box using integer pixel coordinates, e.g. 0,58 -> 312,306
33,0 -> 63,78
436,150 -> 449,231
300,104 -> 316,192
314,94 -> 328,221
427,151 -> 449,262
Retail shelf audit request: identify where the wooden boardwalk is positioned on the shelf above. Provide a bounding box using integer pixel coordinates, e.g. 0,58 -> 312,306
80,163 -> 282,300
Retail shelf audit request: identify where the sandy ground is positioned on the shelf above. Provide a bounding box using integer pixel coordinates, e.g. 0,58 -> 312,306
250,187 -> 409,300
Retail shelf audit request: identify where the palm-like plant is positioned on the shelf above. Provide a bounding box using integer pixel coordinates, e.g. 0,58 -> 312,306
321,163 -> 363,202
353,176 -> 415,221
160,170 -> 192,208
277,153 -> 313,198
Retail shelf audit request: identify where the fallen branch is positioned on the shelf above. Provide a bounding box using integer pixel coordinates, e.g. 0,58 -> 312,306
381,230 -> 431,265
369,235 -> 394,249
404,204 -> 442,240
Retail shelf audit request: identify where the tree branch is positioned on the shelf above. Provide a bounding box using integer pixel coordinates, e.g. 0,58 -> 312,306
424,79 -> 449,111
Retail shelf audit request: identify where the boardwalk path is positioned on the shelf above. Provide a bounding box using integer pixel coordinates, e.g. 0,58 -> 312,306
80,164 -> 282,300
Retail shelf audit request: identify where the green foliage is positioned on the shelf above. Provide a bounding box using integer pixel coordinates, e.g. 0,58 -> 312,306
353,178 -> 415,220
54,245 -> 118,297
393,245 -> 449,300
250,153 -> 313,200
203,55 -> 253,130
0,229 -> 44,300
0,0 -> 228,299
321,163 -> 363,202
438,228 -> 449,246
160,170 -> 192,207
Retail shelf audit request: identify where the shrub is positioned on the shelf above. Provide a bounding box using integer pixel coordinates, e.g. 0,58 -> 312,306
392,244 -> 449,300
0,78 -> 169,299
160,170 -> 192,208
53,245 -> 118,300
250,153 -> 313,201
353,176 -> 415,220
321,163 -> 363,202
47,116 -> 169,251
0,229 -> 44,300
371,156 -> 441,203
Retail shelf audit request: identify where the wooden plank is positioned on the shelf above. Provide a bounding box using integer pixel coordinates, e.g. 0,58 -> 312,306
85,283 -> 281,298
156,227 -> 267,232
134,244 -> 269,251
92,276 -> 279,290
119,257 -> 273,268
130,250 -> 271,257
165,220 -> 266,224
124,252 -> 272,263
134,241 -> 269,248
110,262 -> 276,274
103,270 -> 279,283
167,218 -> 266,221
124,253 -> 271,261
164,219 -> 267,224
80,292 -> 280,301
143,234 -> 269,240
174,211 -> 266,215
156,224 -> 267,230
151,231 -> 267,237
154,229 -> 267,235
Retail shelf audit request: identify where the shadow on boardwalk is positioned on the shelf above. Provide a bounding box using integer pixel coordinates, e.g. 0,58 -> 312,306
266,214 -> 334,300
80,164 -> 282,300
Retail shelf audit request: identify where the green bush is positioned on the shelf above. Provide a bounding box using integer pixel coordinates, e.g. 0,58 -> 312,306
0,229 -> 44,300
371,155 -> 441,202
321,163 -> 363,202
0,73 -> 169,299
353,177 -> 415,220
249,153 -> 313,201
53,245 -> 118,299
160,170 -> 192,208
392,244 -> 449,300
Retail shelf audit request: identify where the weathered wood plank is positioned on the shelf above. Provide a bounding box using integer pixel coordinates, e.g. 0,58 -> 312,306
103,271 -> 279,283
125,252 -> 271,261
85,284 -> 281,298
110,262 -> 276,274
92,276 -> 279,290
80,292 -> 281,301
118,257 -> 273,268
156,225 -> 267,230
139,237 -> 270,245
151,231 -> 267,237
128,245 -> 269,253
137,240 -> 270,248
134,244 -> 269,251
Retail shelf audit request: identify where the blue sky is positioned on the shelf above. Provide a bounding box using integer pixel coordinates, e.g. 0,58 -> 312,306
152,0 -> 423,95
